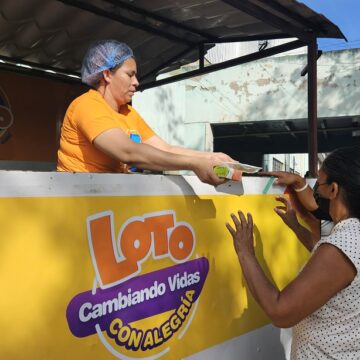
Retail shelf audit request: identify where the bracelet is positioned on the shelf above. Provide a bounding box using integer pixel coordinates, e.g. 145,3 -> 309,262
293,183 -> 309,192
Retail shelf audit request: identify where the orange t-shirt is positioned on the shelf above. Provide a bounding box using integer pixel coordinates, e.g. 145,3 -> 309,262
57,89 -> 155,172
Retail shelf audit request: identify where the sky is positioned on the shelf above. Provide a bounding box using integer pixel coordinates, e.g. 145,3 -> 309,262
300,0 -> 360,51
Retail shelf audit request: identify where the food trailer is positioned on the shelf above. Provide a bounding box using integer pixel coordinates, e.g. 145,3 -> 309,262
1,171 -> 312,359
0,1 -> 345,359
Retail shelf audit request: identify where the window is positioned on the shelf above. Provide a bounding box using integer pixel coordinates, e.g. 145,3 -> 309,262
272,158 -> 283,172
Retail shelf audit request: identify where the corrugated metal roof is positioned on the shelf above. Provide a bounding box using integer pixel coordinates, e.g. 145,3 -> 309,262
0,0 -> 345,85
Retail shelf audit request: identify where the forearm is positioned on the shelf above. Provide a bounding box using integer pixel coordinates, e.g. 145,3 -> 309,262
121,142 -> 197,172
291,179 -> 318,211
290,222 -> 318,251
145,135 -> 208,158
293,183 -> 318,211
145,135 -> 236,163
94,129 -> 225,185
264,172 -> 318,211
238,253 -> 282,324
94,130 -> 196,172
165,144 -> 209,158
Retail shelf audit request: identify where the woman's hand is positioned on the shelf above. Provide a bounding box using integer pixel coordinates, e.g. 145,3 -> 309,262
226,211 -> 255,258
190,156 -> 226,186
259,171 -> 305,189
274,196 -> 299,230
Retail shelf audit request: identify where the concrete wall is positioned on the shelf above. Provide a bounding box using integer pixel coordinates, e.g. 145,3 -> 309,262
133,48 -> 360,155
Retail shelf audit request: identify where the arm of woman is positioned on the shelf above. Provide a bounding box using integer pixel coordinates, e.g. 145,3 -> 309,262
145,134 -> 237,163
274,195 -> 319,251
260,171 -> 318,211
226,211 -> 356,328
93,128 -> 225,185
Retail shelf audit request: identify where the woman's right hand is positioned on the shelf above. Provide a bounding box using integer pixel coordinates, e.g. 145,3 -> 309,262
259,171 -> 304,188
274,195 -> 299,230
190,156 -> 226,186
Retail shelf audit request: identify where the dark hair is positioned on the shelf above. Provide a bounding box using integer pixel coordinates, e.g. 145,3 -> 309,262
322,145 -> 360,219
109,62 -> 125,74
81,40 -> 134,87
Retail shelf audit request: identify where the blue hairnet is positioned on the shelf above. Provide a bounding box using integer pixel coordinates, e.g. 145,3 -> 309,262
81,40 -> 134,86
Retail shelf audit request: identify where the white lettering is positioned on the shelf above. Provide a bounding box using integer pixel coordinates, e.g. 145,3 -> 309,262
78,281 -> 167,323
79,302 -> 93,322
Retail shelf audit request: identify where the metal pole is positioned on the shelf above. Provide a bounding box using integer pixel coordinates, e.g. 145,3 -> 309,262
199,44 -> 205,69
307,39 -> 318,177
139,40 -> 305,90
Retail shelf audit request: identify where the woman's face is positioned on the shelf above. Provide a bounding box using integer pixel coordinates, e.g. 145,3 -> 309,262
316,168 -> 329,194
105,57 -> 139,106
315,168 -> 334,203
316,168 -> 339,220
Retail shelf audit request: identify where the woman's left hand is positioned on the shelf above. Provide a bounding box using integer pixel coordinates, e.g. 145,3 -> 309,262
274,195 -> 299,230
226,211 -> 255,258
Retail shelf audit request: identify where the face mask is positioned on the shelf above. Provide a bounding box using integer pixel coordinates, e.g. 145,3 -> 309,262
313,182 -> 332,221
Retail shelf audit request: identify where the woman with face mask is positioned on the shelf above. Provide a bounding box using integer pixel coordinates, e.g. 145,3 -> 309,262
259,169 -> 332,219
227,145 -> 360,359
259,167 -> 333,246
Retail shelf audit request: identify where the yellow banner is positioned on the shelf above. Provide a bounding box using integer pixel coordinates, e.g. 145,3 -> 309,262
0,194 -> 308,359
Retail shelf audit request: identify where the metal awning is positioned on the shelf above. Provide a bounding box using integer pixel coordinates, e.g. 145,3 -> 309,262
212,115 -> 360,156
0,0 -> 345,87
0,0 -> 347,175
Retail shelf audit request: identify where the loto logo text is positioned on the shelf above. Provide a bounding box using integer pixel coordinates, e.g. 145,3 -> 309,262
66,210 -> 209,359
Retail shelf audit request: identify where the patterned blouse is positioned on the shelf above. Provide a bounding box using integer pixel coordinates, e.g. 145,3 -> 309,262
291,218 -> 360,360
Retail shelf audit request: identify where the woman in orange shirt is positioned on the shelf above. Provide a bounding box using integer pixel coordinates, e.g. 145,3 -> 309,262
57,40 -> 237,186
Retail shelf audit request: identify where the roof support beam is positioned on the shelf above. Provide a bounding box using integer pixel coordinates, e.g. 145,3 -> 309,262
139,39 -> 305,91
301,50 -> 322,76
0,55 -> 81,83
307,38 -> 318,177
213,126 -> 360,139
139,46 -> 195,82
285,121 -> 297,139
221,0 -> 314,43
199,44 -> 205,69
321,119 -> 329,140
204,33 -> 293,44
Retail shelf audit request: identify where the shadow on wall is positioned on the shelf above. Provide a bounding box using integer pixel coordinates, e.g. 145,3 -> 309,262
155,86 -> 204,151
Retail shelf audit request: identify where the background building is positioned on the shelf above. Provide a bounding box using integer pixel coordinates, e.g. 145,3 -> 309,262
133,43 -> 360,175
